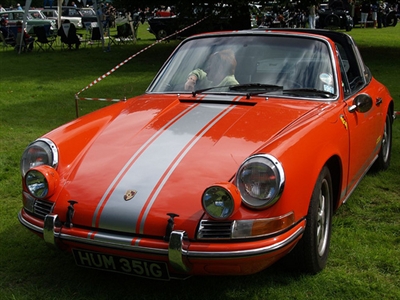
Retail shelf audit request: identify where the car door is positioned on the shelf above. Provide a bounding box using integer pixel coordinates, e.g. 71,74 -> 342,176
338,45 -> 383,196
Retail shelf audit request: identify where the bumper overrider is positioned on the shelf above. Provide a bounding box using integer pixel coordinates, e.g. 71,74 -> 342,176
18,210 -> 306,279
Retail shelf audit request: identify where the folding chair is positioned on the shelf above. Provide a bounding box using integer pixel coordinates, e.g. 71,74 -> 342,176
15,32 -> 27,53
34,26 -> 56,51
113,23 -> 134,45
58,22 -> 82,50
8,26 -> 18,40
89,26 -> 102,47
0,31 -> 15,51
112,24 -> 126,45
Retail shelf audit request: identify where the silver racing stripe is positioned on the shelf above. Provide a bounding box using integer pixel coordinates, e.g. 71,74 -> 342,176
138,103 -> 237,234
93,98 -> 239,235
91,105 -> 194,228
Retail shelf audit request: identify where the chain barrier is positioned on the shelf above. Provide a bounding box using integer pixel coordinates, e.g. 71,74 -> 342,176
74,16 -> 208,117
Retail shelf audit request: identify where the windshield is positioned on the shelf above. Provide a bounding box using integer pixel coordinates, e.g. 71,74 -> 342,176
30,11 -> 44,19
80,9 -> 95,16
148,34 -> 337,98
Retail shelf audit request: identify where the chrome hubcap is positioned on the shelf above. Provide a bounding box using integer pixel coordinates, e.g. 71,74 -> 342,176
317,179 -> 330,256
381,116 -> 390,162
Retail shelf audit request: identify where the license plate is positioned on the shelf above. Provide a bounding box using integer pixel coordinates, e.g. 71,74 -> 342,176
72,249 -> 170,280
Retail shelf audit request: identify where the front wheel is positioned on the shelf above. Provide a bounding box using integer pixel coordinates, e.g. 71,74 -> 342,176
346,20 -> 353,31
385,11 -> 397,27
325,14 -> 340,29
156,29 -> 167,40
288,166 -> 333,274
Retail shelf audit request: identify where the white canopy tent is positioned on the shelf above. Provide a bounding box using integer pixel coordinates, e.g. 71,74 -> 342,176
18,0 -> 32,53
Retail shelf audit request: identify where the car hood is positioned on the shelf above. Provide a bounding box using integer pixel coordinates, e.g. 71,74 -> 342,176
47,94 -> 323,238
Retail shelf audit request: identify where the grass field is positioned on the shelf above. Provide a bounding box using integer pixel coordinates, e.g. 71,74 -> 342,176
0,23 -> 399,300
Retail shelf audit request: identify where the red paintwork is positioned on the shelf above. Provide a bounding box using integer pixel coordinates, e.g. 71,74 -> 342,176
18,30 -> 394,278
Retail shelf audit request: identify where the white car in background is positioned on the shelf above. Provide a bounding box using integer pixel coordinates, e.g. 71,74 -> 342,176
0,10 -> 56,34
41,8 -> 82,29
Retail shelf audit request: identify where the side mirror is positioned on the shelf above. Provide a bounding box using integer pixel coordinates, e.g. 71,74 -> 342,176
348,93 -> 373,113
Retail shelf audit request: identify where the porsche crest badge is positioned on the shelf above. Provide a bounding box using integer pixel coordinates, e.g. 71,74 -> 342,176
124,190 -> 137,201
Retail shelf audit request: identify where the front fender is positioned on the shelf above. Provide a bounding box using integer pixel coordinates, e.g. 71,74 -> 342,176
259,106 -> 348,220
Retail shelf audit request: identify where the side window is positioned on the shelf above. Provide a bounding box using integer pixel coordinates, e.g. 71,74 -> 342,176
337,50 -> 350,96
335,43 -> 364,96
70,9 -> 79,17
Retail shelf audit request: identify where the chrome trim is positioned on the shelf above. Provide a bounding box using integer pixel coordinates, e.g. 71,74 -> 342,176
197,220 -> 233,239
34,199 -> 54,218
168,230 -> 191,272
18,211 -> 43,233
37,138 -> 59,169
43,214 -> 59,246
189,226 -> 304,258
236,154 -> 285,209
19,211 -> 305,265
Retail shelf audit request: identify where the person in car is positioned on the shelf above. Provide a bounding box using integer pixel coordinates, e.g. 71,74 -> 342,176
184,49 -> 239,92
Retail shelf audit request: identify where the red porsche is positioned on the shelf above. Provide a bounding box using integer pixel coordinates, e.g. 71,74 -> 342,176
19,29 -> 394,280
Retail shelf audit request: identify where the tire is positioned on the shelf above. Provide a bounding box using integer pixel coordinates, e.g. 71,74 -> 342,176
325,14 -> 340,28
346,19 -> 353,31
287,166 -> 333,274
372,110 -> 393,171
385,11 -> 397,27
156,29 -> 167,40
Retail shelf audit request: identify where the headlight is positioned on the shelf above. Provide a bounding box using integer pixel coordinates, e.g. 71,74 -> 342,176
20,138 -> 58,176
236,154 -> 285,209
25,165 -> 59,199
202,182 -> 241,220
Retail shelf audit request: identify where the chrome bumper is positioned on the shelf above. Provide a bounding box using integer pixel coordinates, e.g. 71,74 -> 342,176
20,212 -> 305,274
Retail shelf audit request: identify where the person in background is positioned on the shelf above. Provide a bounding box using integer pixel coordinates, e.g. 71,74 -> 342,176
16,21 -> 34,51
377,0 -> 386,28
360,0 -> 370,28
348,0 -> 355,19
17,3 -> 23,10
185,49 -> 239,92
0,17 -> 10,38
308,1 -> 316,29
0,16 -> 14,47
371,0 -> 378,28
0,4 -> 6,12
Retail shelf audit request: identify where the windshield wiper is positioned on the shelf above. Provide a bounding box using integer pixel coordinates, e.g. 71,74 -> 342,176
192,83 -> 283,98
230,83 -> 283,99
283,88 -> 336,98
192,85 -> 232,96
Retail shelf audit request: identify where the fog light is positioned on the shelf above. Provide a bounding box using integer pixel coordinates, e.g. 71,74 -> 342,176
25,165 -> 59,199
202,182 -> 241,220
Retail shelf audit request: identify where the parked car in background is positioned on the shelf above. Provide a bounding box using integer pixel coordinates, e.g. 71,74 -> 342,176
316,0 -> 353,31
19,28 -> 394,280
44,6 -> 98,29
147,3 -> 251,40
29,9 -> 49,20
0,10 -> 56,34
78,7 -> 98,27
41,8 -> 82,29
